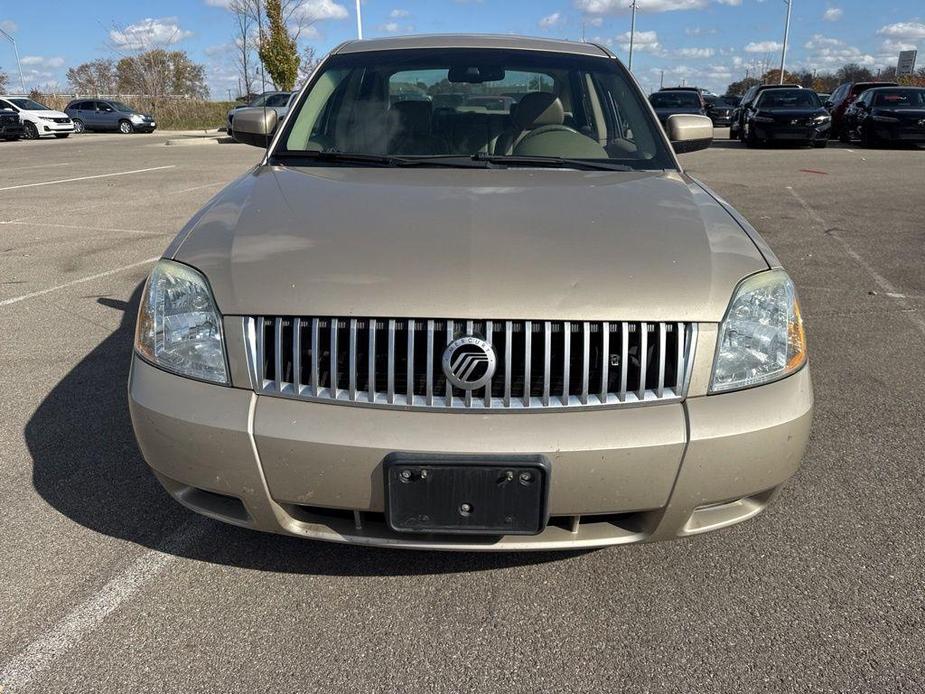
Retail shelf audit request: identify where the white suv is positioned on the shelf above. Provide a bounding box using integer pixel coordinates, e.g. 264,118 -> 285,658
0,96 -> 75,139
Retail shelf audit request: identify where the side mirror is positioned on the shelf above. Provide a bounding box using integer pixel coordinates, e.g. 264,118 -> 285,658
824,100 -> 833,109
667,114 -> 713,154
232,108 -> 279,148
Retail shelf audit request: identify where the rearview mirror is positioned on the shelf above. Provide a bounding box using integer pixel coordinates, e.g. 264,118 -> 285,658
232,108 -> 279,148
666,114 -> 713,154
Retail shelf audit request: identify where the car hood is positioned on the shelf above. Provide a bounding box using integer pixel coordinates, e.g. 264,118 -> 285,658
170,166 -> 769,322
23,109 -> 69,118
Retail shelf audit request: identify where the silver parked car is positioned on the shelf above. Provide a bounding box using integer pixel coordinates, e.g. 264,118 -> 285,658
129,35 -> 812,551
64,99 -> 156,134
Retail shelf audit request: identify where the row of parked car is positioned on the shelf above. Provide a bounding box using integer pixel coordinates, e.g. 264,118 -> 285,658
0,95 -> 157,141
649,82 -> 925,148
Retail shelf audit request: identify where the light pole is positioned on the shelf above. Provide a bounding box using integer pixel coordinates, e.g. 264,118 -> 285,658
628,0 -> 638,71
0,26 -> 26,94
355,0 -> 363,39
779,0 -> 792,84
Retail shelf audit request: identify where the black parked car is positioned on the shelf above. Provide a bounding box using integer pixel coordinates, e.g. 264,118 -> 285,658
842,87 -> 925,147
741,88 -> 830,148
703,95 -> 737,126
0,105 -> 24,141
729,84 -> 803,140
648,90 -> 706,127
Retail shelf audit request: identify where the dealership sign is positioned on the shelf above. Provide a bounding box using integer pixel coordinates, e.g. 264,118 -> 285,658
897,50 -> 917,77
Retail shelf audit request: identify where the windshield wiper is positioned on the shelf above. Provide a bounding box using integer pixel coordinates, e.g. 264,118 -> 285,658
471,153 -> 633,171
272,150 -> 493,168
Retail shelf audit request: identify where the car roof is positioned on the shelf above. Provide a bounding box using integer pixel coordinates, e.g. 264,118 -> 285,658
334,34 -> 610,58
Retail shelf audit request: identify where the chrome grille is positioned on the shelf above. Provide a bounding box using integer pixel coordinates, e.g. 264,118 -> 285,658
246,317 -> 696,411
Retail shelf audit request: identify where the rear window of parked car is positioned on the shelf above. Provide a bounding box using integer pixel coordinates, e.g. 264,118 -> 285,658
873,89 -> 925,108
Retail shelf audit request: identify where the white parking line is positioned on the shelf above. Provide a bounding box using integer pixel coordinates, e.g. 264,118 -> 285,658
787,186 -> 925,336
0,521 -> 207,691
0,220 -> 162,235
0,166 -> 175,192
0,257 -> 159,307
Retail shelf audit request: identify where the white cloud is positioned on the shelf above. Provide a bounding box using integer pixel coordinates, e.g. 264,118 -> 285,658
21,56 -> 66,68
204,0 -> 231,7
617,30 -> 661,53
109,17 -> 192,50
716,0 -> 741,6
822,7 -> 842,21
539,12 -> 562,28
803,34 -> 842,49
880,38 -> 917,54
389,8 -> 410,18
744,40 -> 782,53
576,0 -> 707,15
588,17 -> 604,26
293,0 -> 350,22
0,19 -> 17,33
685,26 -> 717,36
877,21 -> 925,40
379,22 -> 400,33
676,47 -> 715,58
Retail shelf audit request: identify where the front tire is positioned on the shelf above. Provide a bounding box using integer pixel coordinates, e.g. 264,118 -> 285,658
812,139 -> 828,148
118,120 -> 134,134
73,119 -> 85,134
744,124 -> 760,148
860,125 -> 878,148
23,122 -> 38,140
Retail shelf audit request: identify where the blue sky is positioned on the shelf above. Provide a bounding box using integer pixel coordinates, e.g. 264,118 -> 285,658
1,0 -> 923,97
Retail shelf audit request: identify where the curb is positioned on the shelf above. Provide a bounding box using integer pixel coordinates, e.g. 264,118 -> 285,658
165,136 -> 235,146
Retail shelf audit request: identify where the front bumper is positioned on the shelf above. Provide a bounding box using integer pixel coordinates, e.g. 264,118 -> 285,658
753,122 -> 829,143
129,352 -> 813,550
36,120 -> 75,135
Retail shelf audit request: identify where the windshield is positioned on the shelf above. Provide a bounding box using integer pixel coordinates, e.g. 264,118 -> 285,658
277,48 -> 674,169
649,92 -> 701,109
10,98 -> 49,111
873,89 -> 925,108
756,90 -> 821,109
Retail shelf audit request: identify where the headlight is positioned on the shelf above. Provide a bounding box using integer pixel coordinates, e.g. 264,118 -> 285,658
38,116 -> 54,121
710,269 -> 806,393
130,113 -> 144,123
813,114 -> 830,123
135,259 -> 228,384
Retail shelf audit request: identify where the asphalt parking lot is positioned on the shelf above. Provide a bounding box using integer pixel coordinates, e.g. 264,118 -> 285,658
1,130 -> 923,693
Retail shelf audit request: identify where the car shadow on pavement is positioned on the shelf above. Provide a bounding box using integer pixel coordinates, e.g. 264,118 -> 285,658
26,283 -> 575,576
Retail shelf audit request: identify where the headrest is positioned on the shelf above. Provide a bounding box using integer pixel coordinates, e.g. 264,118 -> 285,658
391,100 -> 433,134
512,92 -> 564,130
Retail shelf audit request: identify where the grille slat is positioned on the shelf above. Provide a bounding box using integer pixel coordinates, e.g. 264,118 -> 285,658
251,317 -> 695,411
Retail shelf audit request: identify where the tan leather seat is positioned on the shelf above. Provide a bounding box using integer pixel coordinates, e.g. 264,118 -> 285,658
494,92 -> 565,155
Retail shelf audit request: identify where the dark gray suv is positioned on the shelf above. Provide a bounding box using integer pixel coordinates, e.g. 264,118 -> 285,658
64,99 -> 157,134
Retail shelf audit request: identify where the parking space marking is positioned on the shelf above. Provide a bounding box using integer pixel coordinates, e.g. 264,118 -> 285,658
0,166 -> 175,193
787,186 -> 925,336
0,220 -> 162,236
0,521 -> 207,692
0,257 -> 159,308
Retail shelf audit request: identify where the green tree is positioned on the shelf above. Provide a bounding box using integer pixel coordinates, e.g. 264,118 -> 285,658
258,0 -> 300,91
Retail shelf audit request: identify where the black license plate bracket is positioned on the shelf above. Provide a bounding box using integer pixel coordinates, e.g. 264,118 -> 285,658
384,454 -> 550,535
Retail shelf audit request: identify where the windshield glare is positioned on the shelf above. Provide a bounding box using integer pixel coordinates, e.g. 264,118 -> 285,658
757,90 -> 821,109
278,48 -> 674,169
10,98 -> 49,111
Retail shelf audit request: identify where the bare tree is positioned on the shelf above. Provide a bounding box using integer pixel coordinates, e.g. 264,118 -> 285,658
296,45 -> 321,86
66,58 -> 117,95
228,0 -> 258,98
0,68 -> 8,93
